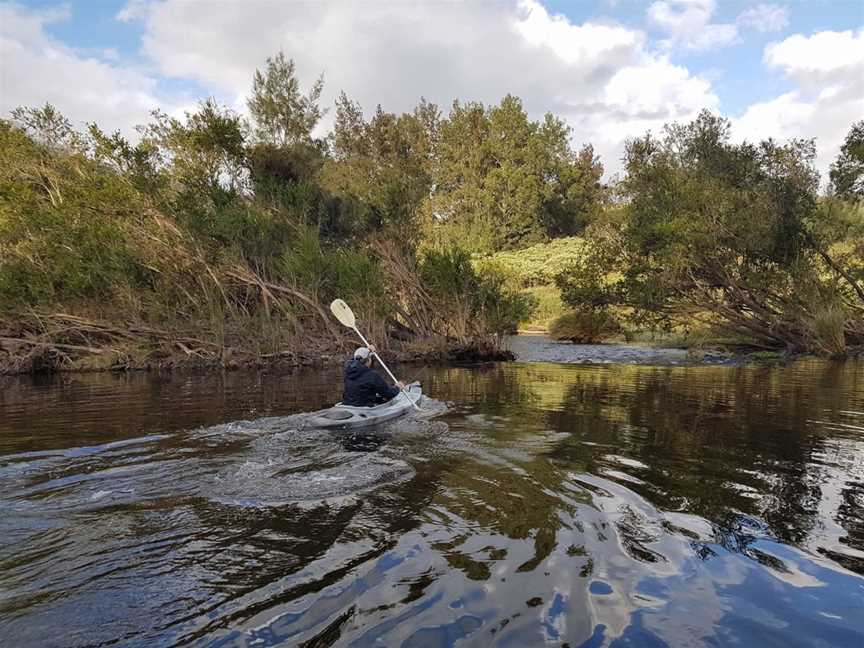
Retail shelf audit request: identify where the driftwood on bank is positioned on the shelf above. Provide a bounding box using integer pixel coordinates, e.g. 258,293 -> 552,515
0,336 -> 107,354
0,311 -> 226,374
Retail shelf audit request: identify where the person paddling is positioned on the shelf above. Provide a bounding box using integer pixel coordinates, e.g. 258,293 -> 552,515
342,345 -> 405,407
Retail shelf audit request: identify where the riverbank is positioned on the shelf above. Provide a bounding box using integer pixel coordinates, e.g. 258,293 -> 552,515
0,322 -> 513,376
5,321 -> 854,376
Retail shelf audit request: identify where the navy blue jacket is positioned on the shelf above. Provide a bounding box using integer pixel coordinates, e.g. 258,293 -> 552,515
342,359 -> 400,407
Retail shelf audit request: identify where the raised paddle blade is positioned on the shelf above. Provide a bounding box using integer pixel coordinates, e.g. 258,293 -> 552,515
330,299 -> 356,328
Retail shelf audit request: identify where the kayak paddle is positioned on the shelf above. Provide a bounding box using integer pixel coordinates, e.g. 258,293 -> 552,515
330,299 -> 421,411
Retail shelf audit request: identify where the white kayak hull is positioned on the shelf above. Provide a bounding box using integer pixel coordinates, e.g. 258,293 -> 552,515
307,383 -> 422,430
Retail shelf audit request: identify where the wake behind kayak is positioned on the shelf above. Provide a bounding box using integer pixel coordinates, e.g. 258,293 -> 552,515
307,382 -> 422,430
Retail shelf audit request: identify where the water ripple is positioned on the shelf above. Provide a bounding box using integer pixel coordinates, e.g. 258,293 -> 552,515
1,360 -> 863,646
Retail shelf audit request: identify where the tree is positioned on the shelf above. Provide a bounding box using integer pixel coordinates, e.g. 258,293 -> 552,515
430,95 -> 604,252
830,120 -> 864,201
86,125 -> 165,198
542,142 -> 605,237
10,103 -> 74,149
556,110 -> 862,352
247,52 -> 324,146
138,99 -> 248,242
321,96 -> 438,239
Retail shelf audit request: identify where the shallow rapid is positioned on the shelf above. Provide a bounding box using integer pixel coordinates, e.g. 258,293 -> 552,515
1,358 -> 863,646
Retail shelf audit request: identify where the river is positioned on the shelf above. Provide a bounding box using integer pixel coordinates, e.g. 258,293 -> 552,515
1,356 -> 863,646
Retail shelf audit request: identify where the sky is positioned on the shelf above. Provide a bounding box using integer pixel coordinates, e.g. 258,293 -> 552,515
1,0 -> 862,178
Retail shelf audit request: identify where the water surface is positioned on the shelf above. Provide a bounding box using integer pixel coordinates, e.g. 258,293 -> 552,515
1,359 -> 863,646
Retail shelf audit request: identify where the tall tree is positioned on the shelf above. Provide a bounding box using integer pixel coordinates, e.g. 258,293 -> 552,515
138,99 -> 248,241
830,120 -> 864,201
321,96 -> 438,238
247,52 -> 324,146
431,95 -> 604,252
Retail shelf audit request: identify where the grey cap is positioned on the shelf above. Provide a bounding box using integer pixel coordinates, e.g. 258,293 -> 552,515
354,347 -> 371,360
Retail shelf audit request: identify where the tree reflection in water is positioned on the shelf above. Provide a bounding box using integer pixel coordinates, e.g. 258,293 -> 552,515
0,359 -> 862,646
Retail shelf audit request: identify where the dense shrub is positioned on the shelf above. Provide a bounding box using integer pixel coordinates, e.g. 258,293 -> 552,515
0,122 -> 142,305
419,246 -> 536,342
553,112 -> 864,352
549,309 -> 621,344
3,68 -> 862,363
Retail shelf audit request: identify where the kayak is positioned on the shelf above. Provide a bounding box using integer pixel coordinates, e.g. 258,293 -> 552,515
307,383 -> 422,430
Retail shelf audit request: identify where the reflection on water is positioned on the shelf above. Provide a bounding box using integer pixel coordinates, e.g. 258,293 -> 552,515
1,359 -> 863,646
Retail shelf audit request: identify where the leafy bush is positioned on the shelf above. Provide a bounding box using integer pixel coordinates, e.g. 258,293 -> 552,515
475,266 -> 538,336
553,111 -> 864,352
419,246 -> 536,341
420,246 -> 480,299
549,309 -> 621,344
0,121 -> 141,305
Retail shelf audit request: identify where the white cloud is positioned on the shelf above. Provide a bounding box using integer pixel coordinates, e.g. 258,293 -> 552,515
737,4 -> 789,33
3,0 -> 853,182
648,1 -> 791,52
117,0 -> 716,174
0,2 -> 181,137
765,28 -> 864,86
647,0 -> 739,51
604,56 -> 715,117
514,1 -> 642,66
734,29 -> 864,177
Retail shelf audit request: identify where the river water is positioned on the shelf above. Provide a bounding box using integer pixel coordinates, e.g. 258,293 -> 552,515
1,358 -> 863,647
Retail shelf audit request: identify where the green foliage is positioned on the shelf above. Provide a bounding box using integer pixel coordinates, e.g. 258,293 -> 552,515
321,96 -> 436,240
549,310 -> 621,344
246,141 -> 361,244
808,306 -> 848,356
138,99 -> 248,242
830,120 -> 864,200
248,52 -> 324,146
521,285 -> 565,330
10,103 -> 75,149
248,141 -> 324,190
473,237 -> 589,331
4,60 -> 861,360
87,124 -> 165,196
555,110 -> 863,351
476,237 -> 585,288
475,265 -> 538,336
430,96 -> 604,252
281,225 -> 385,302
419,246 -> 536,339
0,120 -> 141,305
420,246 -> 480,298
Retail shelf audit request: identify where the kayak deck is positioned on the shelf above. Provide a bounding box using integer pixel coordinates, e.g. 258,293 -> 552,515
307,383 -> 422,430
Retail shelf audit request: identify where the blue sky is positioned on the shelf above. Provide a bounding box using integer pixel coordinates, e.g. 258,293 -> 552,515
2,1 -> 862,175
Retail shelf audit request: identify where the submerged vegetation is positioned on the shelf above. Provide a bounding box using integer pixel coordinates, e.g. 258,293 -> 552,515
0,52 -> 862,373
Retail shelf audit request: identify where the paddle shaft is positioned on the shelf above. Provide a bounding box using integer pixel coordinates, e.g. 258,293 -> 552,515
350,326 -> 421,411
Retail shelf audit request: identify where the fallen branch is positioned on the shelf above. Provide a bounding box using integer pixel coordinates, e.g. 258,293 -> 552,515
226,268 -> 343,344
0,336 -> 108,354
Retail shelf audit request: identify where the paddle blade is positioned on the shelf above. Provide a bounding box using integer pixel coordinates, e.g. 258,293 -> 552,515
330,299 -> 356,328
